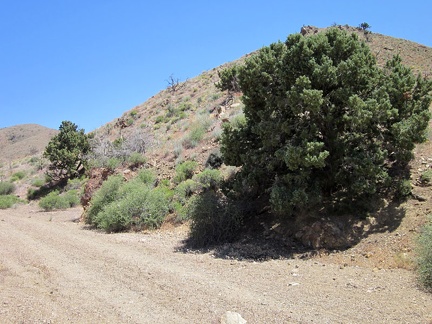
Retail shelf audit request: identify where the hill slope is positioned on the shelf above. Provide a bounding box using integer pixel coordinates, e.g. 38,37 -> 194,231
85,25 -> 432,271
91,25 -> 432,180
0,124 -> 57,162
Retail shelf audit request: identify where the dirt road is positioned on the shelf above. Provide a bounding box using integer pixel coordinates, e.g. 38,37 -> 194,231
0,204 -> 431,323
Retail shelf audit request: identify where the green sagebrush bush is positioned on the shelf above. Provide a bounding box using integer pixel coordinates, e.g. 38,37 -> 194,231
31,178 -> 45,188
38,189 -> 79,211
174,160 -> 198,184
0,182 -> 15,195
417,215 -> 432,291
85,175 -> 124,224
0,195 -> 22,209
174,179 -> 201,204
128,152 -> 146,169
10,171 -> 26,182
187,191 -> 244,247
193,169 -> 222,190
85,170 -> 171,233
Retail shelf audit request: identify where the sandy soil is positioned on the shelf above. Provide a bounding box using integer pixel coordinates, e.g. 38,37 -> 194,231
0,204 -> 431,324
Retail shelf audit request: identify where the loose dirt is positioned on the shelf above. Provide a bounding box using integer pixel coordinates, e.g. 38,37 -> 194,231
1,203 -> 431,323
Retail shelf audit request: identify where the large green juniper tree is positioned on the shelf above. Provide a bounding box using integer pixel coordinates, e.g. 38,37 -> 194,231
219,28 -> 432,217
44,121 -> 90,182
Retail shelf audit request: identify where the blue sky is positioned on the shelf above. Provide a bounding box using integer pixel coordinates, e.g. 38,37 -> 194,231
1,1 -> 431,132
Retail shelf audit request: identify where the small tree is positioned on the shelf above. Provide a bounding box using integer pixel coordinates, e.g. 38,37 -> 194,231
44,121 -> 90,182
359,22 -> 371,31
220,28 -> 431,218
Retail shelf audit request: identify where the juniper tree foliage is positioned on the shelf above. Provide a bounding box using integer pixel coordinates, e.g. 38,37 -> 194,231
44,121 -> 90,181
219,28 -> 432,217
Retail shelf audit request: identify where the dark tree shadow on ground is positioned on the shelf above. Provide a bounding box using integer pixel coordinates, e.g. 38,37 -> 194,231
176,195 -> 407,262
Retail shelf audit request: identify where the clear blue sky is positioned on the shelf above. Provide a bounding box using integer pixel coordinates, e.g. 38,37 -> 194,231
1,0 -> 431,132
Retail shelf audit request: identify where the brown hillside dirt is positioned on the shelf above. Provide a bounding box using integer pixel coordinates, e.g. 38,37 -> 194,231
1,204 -> 431,323
0,124 -> 57,163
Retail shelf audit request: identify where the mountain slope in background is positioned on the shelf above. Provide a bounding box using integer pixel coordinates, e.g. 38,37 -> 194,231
0,124 -> 57,162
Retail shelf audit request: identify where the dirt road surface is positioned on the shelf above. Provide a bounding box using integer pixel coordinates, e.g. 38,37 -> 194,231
1,204 -> 431,323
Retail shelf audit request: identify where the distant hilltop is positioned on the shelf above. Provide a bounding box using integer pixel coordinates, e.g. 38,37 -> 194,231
0,124 -> 58,161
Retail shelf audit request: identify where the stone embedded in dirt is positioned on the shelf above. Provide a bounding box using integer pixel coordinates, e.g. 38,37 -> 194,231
296,220 -> 349,249
220,311 -> 247,324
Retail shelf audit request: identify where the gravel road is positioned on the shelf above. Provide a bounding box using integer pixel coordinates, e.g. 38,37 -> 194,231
1,204 -> 431,323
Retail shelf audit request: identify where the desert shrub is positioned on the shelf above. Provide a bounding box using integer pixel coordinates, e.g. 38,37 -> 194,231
187,191 -> 244,247
128,152 -> 146,168
210,93 -> 221,101
174,161 -> 198,184
417,215 -> 432,291
86,173 -> 171,232
39,191 -> 70,211
173,143 -> 183,158
0,182 -> 15,195
64,189 -> 80,207
420,169 -> 432,185
136,168 -> 156,187
93,185 -> 150,232
106,157 -> 122,170
130,109 -> 138,118
178,101 -> 192,112
31,178 -> 45,188
92,182 -> 170,232
10,171 -> 26,182
193,169 -> 222,190
85,175 -> 124,224
87,129 -> 149,164
182,117 -> 211,149
0,195 -> 22,209
155,115 -> 166,124
65,177 -> 85,191
141,188 -> 171,229
27,188 -> 37,200
175,179 -> 201,204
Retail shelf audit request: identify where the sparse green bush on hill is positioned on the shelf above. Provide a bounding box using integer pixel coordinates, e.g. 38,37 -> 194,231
187,191 -> 244,247
85,175 -> 124,224
127,152 -> 146,169
10,171 -> 26,182
0,181 -> 15,195
218,27 -> 431,219
175,179 -> 201,204
39,190 -> 70,211
182,117 -> 211,149
0,195 -> 22,209
31,178 -> 45,188
420,169 -> 432,185
193,169 -> 222,191
84,170 -> 172,232
417,215 -> 432,291
174,161 -> 198,184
